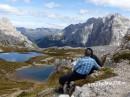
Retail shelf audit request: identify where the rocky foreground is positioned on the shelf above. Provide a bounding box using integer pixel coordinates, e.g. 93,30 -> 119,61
70,60 -> 130,97
57,56 -> 130,97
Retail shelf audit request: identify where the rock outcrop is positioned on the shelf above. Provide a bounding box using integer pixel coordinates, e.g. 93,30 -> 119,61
17,27 -> 62,48
0,17 -> 34,48
63,13 -> 130,47
17,13 -> 130,48
72,61 -> 130,97
121,29 -> 130,49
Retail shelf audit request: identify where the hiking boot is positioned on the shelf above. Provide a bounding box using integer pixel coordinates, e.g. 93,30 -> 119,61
63,82 -> 69,94
55,87 -> 64,94
68,81 -> 75,95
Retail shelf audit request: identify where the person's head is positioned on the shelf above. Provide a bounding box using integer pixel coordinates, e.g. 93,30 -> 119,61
71,59 -> 74,62
84,48 -> 93,56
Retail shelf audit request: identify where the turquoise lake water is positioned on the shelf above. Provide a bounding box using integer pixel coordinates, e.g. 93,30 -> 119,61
0,52 -> 42,62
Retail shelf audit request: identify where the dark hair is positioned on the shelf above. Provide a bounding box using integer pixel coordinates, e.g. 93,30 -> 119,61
85,48 -> 93,56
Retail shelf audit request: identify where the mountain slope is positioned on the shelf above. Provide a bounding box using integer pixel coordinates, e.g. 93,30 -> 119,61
63,13 -> 130,47
0,17 -> 34,48
17,27 -> 61,42
36,33 -> 64,48
17,27 -> 62,48
17,13 -> 130,48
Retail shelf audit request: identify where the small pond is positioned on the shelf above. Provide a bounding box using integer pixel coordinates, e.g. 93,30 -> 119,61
0,52 -> 42,62
15,65 -> 55,81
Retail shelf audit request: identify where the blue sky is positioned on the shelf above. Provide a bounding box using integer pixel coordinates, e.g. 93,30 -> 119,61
0,0 -> 130,29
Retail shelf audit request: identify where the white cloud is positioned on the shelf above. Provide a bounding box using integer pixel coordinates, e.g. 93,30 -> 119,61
45,23 -> 67,29
45,12 -> 62,19
87,0 -> 130,10
0,4 -> 37,16
44,12 -> 86,24
23,0 -> 32,3
9,0 -> 32,3
45,2 -> 60,9
0,4 -> 23,15
79,9 -> 89,15
46,13 -> 59,19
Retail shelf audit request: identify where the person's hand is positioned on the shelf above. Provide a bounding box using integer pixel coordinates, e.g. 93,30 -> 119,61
98,67 -> 104,70
93,70 -> 98,73
101,67 -> 105,69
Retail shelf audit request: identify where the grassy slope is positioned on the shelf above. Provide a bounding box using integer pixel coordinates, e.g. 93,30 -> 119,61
0,60 -> 34,95
113,50 -> 130,63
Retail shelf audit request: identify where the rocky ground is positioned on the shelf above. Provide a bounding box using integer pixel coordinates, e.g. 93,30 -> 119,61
71,60 -> 130,97
57,45 -> 130,97
57,61 -> 130,97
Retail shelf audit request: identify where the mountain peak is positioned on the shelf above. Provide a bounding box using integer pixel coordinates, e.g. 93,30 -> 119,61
107,13 -> 121,17
16,13 -> 130,48
0,17 -> 34,48
63,13 -> 130,47
104,13 -> 128,20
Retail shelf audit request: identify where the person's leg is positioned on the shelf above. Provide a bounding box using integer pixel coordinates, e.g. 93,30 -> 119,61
59,71 -> 86,86
68,71 -> 86,82
58,72 -> 74,93
59,72 -> 74,86
66,71 -> 86,95
58,71 -> 86,94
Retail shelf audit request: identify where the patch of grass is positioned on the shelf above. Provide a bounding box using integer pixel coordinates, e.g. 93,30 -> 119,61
0,77 -> 34,95
26,48 -> 83,65
0,45 -> 39,53
0,90 -> 16,96
47,67 -> 116,87
0,79 -> 33,90
0,60 -> 34,95
0,60 -> 29,73
27,48 -> 84,65
124,35 -> 130,41
43,48 -> 84,57
17,91 -> 36,97
113,50 -> 130,63
36,48 -> 85,65
75,67 -> 116,86
26,55 -> 57,65
26,55 -> 51,64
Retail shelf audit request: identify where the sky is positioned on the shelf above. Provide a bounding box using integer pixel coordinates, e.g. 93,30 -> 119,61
0,0 -> 130,29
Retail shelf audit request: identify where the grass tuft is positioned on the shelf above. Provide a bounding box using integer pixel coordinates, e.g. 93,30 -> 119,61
113,50 -> 130,63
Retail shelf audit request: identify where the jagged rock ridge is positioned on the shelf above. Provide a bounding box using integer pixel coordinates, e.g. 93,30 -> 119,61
63,13 -> 130,47
17,13 -> 130,48
0,17 -> 34,48
17,27 -> 62,48
16,27 -> 61,42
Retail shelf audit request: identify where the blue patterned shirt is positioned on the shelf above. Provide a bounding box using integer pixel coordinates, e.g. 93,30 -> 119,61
74,57 -> 100,75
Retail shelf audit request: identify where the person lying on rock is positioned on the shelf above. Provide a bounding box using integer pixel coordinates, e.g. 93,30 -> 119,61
58,48 -> 101,94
